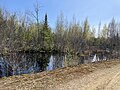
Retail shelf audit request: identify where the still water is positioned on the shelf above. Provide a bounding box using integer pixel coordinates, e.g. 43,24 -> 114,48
0,53 -> 105,77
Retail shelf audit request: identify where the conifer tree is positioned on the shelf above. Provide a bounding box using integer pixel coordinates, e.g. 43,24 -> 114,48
42,14 -> 53,51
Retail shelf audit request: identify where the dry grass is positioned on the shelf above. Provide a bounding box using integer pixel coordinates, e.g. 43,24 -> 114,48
0,60 -> 120,90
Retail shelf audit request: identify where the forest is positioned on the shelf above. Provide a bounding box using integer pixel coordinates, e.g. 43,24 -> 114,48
0,5 -> 120,60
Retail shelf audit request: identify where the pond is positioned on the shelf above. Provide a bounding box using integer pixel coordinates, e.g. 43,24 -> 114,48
0,52 -> 106,77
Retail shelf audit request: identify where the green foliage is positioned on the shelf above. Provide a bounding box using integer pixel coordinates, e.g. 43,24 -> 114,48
41,14 -> 53,51
0,7 -> 120,60
0,8 -> 54,53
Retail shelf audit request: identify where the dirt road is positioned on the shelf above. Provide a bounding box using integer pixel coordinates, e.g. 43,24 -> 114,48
53,63 -> 120,90
0,60 -> 120,90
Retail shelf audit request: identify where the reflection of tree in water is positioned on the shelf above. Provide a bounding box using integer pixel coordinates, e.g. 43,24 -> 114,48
31,53 -> 51,71
5,52 -> 51,75
52,53 -> 65,69
20,52 -> 51,73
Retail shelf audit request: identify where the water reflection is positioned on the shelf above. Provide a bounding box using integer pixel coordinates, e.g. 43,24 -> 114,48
0,52 -> 107,77
47,54 -> 65,70
0,53 -> 67,76
13,53 -> 51,75
1,53 -> 51,75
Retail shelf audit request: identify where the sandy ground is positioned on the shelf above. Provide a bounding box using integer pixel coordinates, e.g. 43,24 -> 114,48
0,60 -> 120,90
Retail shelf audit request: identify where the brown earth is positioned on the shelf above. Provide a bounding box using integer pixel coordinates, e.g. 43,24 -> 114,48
0,60 -> 120,90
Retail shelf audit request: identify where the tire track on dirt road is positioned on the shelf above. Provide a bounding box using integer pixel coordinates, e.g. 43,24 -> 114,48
104,70 -> 120,90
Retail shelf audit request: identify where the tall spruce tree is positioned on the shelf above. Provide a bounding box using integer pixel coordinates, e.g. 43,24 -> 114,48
42,14 -> 53,51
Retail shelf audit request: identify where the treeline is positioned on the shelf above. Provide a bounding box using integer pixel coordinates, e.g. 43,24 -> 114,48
0,8 -> 120,58
0,8 -> 53,53
54,15 -> 120,58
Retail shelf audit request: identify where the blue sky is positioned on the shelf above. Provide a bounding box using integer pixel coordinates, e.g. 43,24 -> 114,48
0,0 -> 120,29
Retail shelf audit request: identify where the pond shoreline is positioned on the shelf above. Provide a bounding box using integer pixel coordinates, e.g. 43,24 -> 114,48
0,60 -> 120,90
